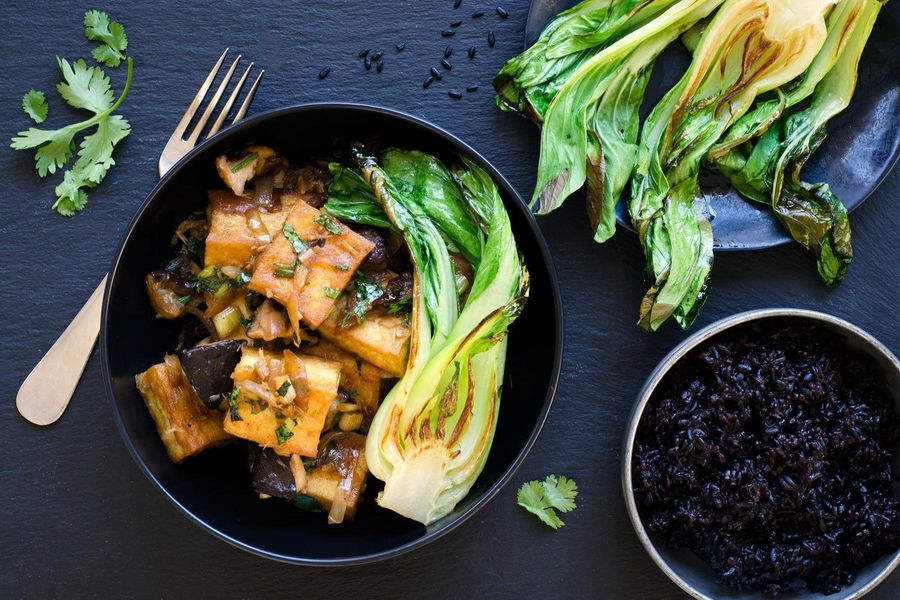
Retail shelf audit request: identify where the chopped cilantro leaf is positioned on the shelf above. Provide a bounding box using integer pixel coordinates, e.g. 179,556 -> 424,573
84,10 -> 128,68
323,286 -> 341,299
22,90 -> 48,123
516,474 -> 578,529
226,387 -> 242,422
387,297 -> 412,315
282,223 -> 309,256
177,294 -> 193,304
333,264 -> 350,271
276,381 -> 292,397
275,421 -> 294,445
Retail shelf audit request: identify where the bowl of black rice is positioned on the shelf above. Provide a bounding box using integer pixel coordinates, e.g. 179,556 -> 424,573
622,309 -> 900,599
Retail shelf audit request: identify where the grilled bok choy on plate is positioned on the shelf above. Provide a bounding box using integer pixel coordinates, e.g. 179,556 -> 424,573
495,0 -> 885,330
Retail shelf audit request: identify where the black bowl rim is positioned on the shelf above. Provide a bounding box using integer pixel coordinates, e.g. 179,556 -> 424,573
100,102 -> 564,566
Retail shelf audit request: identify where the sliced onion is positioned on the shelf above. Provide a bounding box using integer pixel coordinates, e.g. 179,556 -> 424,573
239,379 -> 276,405
283,349 -> 310,411
289,454 -> 307,493
327,494 -> 347,525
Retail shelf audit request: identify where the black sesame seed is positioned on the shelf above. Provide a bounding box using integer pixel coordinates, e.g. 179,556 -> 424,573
430,67 -> 443,80
450,20 -> 462,27
372,51 -> 384,61
444,45 -> 453,58
448,89 -> 463,99
496,6 -> 508,18
468,46 -> 476,59
376,60 -> 384,73
423,76 -> 435,89
441,30 -> 455,37
472,10 -> 484,18
488,31 -> 496,47
395,43 -> 406,52
318,67 -> 331,80
466,84 -> 479,92
364,56 -> 372,70
453,0 -> 462,8
358,49 -> 370,58
441,58 -> 452,70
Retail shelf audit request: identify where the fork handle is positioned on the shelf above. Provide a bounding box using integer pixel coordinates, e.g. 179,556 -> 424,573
17,276 -> 106,426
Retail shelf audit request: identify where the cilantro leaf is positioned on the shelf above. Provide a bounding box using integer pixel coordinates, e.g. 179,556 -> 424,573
57,58 -> 114,113
517,480 -> 564,529
84,10 -> 128,68
516,474 -> 578,529
53,169 -> 90,216
22,90 -> 48,123
74,113 -> 131,184
275,421 -> 294,445
542,475 -> 578,513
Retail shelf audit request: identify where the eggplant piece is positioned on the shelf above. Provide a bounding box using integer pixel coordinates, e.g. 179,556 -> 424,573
178,339 -> 244,409
250,447 -> 297,500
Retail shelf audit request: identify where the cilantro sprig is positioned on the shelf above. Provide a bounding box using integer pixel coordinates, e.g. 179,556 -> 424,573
10,10 -> 132,216
516,474 -> 578,529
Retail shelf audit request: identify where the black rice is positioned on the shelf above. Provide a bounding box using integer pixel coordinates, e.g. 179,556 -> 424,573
395,43 -> 406,52
376,60 -> 383,73
450,20 -> 462,27
441,58 -> 452,70
423,76 -> 434,89
468,46 -> 476,59
364,56 -> 372,70
632,319 -> 900,595
454,0 -> 462,8
448,89 -> 462,99
358,48 -> 370,58
488,31 -> 496,47
371,51 -> 384,61
441,30 -> 455,37
496,6 -> 508,18
444,45 -> 453,58
466,84 -> 478,92
430,67 -> 443,80
472,10 -> 484,18
318,67 -> 331,80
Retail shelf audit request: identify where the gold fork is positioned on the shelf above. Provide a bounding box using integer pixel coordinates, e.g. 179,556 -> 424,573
17,49 -> 263,426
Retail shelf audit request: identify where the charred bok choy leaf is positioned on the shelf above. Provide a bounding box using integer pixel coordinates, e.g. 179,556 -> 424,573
529,0 -> 724,242
708,0 -> 882,285
629,0 -> 838,331
357,146 -> 528,524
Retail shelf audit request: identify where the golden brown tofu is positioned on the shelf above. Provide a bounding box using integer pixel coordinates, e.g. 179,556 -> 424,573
224,348 -> 342,457
248,196 -> 374,329
303,339 -> 387,419
304,434 -> 368,521
204,190 -> 298,268
318,311 -> 410,377
134,356 -> 230,463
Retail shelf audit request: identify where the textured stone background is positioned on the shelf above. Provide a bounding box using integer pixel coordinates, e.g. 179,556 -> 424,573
1,0 -> 897,597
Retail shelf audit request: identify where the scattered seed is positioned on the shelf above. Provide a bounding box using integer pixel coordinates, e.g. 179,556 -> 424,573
454,0 -> 462,8
448,89 -> 463,99
440,59 -> 452,70
376,60 -> 384,73
467,84 -> 479,92
396,43 -> 406,52
318,67 -> 331,80
488,31 -> 496,47
450,20 -> 462,27
472,10 -> 484,18
364,56 -> 372,70
358,48 -> 370,58
423,76 -> 435,89
441,30 -> 455,37
496,6 -> 508,18
430,67 -> 443,80
372,51 -> 384,61
468,46 -> 476,59
445,45 -> 453,58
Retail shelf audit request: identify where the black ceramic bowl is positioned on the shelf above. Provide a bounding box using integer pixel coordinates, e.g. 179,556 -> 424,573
101,103 -> 562,565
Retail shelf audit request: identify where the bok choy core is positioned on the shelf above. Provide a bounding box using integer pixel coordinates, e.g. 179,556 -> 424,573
355,145 -> 529,525
494,0 -> 883,331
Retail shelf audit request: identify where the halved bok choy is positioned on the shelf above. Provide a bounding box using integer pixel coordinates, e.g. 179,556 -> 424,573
354,146 -> 529,525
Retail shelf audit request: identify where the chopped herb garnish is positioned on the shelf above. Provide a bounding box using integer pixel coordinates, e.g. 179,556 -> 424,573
313,213 -> 343,235
333,264 -> 350,271
197,266 -> 227,295
282,223 -> 309,256
341,272 -> 384,326
245,290 -> 260,310
276,381 -> 291,397
180,234 -> 204,261
239,315 -> 253,328
293,494 -> 322,512
387,297 -> 412,315
323,286 -> 341,299
177,294 -> 193,304
275,421 -> 294,445
273,263 -> 296,278
230,271 -> 251,287
229,152 -> 258,173
227,387 -> 242,422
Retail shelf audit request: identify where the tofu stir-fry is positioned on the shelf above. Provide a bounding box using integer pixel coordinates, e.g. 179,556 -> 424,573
136,143 -> 528,525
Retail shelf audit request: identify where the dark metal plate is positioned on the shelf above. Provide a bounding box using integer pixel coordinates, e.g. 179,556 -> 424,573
524,0 -> 900,250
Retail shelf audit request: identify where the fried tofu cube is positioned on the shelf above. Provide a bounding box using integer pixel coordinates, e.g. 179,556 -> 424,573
318,312 -> 410,377
248,196 -> 374,329
224,348 -> 342,457
135,356 -> 230,463
303,339 -> 388,420
305,457 -> 368,521
204,190 -> 298,268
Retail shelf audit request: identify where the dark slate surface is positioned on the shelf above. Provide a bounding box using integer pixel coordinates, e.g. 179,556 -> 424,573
1,1 -> 897,598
